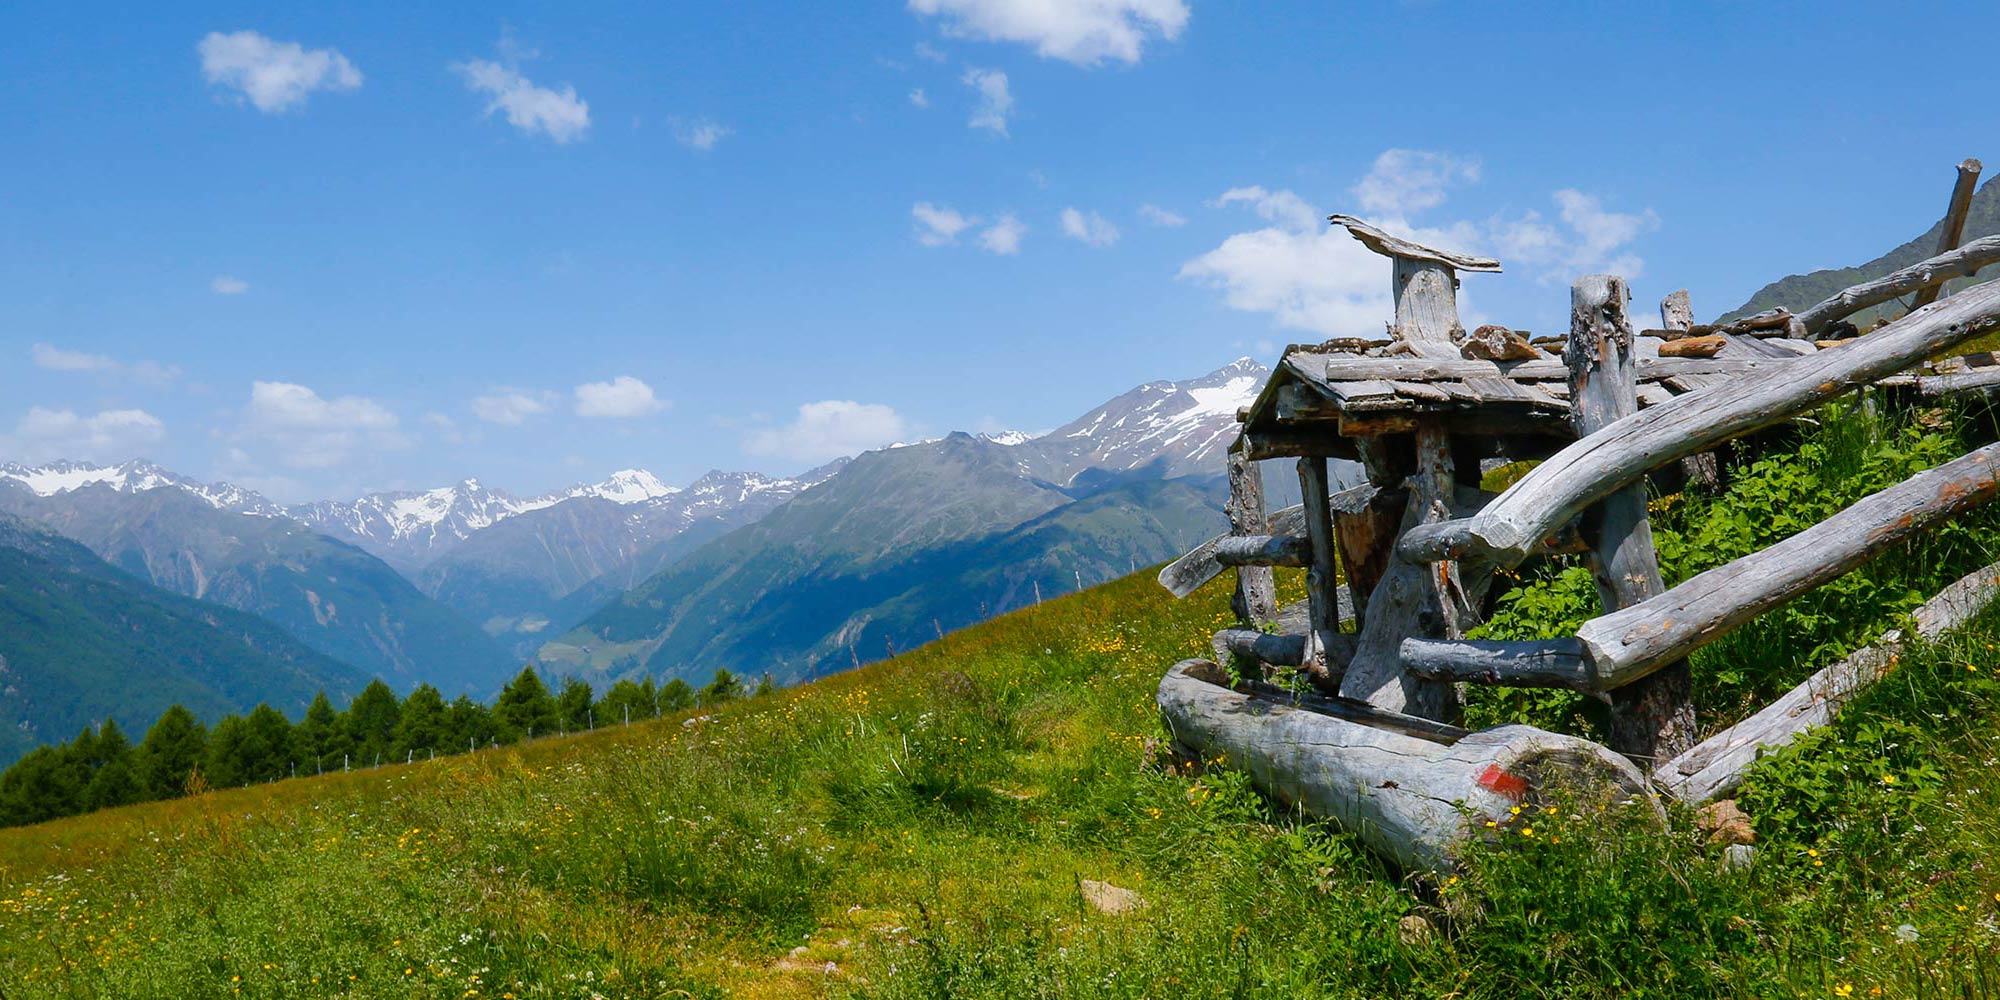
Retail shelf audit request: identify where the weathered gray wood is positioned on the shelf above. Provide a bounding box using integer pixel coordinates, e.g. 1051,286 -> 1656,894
1298,456 -> 1344,678
1660,289 -> 1693,332
1401,637 -> 1591,689
1575,441 -> 2000,688
1917,368 -> 2000,395
1215,534 -> 1312,567
1211,627 -> 1346,669
1158,660 -> 1658,872
1335,486 -> 1406,628
1657,558 -> 2000,804
1226,441 -> 1278,626
1328,214 -> 1503,272
1303,354 -> 1781,384
1341,423 -> 1462,721
1159,504 -> 1307,598
1793,234 -> 2000,337
1910,158 -> 1984,312
1400,278 -> 2000,568
1393,257 -> 1466,357
1568,275 -> 1695,765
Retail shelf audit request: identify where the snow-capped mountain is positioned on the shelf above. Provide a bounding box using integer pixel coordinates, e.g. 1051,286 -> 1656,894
0,459 -> 288,517
1021,357 -> 1265,484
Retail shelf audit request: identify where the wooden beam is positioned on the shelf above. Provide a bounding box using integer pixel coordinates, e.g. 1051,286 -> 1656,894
1225,440 -> 1278,627
1402,637 -> 1591,689
1659,289 -> 1693,332
1910,158 -> 1984,312
1215,534 -> 1312,568
1393,257 -> 1465,356
1334,486 -> 1407,628
1399,277 -> 2000,569
1211,628 -> 1345,669
1793,234 -> 2000,337
1576,441 -> 2000,689
1297,456 -> 1344,681
1567,275 -> 1695,765
1656,559 -> 2000,804
1340,422 -> 1463,721
1157,660 -> 1658,873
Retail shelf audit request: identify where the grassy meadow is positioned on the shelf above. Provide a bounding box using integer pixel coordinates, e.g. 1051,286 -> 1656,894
7,402 -> 2000,998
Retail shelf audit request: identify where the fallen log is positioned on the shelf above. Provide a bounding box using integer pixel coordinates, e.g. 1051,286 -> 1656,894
1399,277 -> 2000,570
1793,234 -> 2000,337
1157,660 -> 1659,872
1656,558 -> 2000,804
1214,534 -> 1312,567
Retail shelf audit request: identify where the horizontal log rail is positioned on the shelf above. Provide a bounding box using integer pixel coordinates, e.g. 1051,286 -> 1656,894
1401,441 -> 2000,692
1214,534 -> 1312,567
1211,627 -> 1350,668
1794,234 -> 2000,337
1399,278 -> 2000,570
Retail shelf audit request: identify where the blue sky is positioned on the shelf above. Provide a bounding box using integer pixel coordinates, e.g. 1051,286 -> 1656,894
2,1 -> 1997,501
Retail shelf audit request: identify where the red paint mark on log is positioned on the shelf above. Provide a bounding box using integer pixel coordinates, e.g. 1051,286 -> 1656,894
1476,764 -> 1528,799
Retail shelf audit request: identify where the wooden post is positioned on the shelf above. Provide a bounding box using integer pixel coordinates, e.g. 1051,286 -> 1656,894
1227,439 -> 1278,627
1659,289 -> 1693,332
1296,456 -> 1343,681
1568,275 -> 1695,766
1910,158 -> 1983,311
1340,423 -> 1463,721
1661,290 -> 1721,492
1334,486 -> 1406,629
1394,258 -> 1463,355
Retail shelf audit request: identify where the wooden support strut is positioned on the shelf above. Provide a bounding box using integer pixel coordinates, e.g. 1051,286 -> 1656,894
1214,534 -> 1313,567
1399,277 -> 2000,571
1225,440 -> 1278,626
1340,422 -> 1463,721
1909,158 -> 1984,313
1297,456 -> 1344,681
1793,234 -> 2000,338
1566,275 -> 1696,765
1402,440 -> 2000,691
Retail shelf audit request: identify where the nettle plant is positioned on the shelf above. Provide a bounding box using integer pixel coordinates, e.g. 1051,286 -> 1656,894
1465,397 -> 2000,734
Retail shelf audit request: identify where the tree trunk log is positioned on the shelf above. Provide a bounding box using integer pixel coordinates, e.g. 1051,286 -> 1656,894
1910,158 -> 1983,312
1157,660 -> 1660,872
1394,257 -> 1464,357
1226,440 -> 1278,626
1215,534 -> 1313,567
1400,277 -> 2000,570
1656,558 -> 2000,804
1298,457 -> 1344,679
1568,274 -> 1696,766
1793,234 -> 2000,337
1341,423 -> 1463,721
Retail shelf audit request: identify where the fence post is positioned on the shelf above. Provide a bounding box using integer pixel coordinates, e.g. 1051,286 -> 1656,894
1226,438 -> 1278,628
1911,158 -> 1983,311
1568,274 -> 1695,766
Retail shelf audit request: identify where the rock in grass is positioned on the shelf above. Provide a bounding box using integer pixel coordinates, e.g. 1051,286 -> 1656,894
1080,879 -> 1145,916
1697,799 -> 1756,846
1397,914 -> 1436,946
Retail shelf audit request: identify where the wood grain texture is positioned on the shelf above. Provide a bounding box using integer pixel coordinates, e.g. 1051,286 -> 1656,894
1340,423 -> 1462,721
1399,277 -> 2000,569
1298,456 -> 1345,678
1660,289 -> 1694,332
1214,534 -> 1313,567
1225,441 -> 1278,626
1394,257 -> 1466,357
1793,234 -> 2000,337
1328,214 -> 1502,272
1158,660 -> 1659,872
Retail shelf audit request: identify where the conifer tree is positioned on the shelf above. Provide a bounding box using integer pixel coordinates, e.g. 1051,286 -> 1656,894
82,719 -> 141,811
242,705 -> 295,781
699,668 -> 744,707
346,680 -> 401,764
659,678 -> 695,714
753,674 -> 778,698
393,684 -> 448,756
204,715 -> 251,788
556,678 -> 594,731
294,692 -> 350,774
495,667 -> 558,740
443,695 -> 496,751
135,705 -> 207,799
0,746 -> 78,826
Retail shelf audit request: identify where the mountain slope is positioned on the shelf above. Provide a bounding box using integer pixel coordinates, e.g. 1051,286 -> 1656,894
1721,173 -> 2000,324
539,360 -> 1267,684
0,516 -> 365,764
0,483 -> 511,695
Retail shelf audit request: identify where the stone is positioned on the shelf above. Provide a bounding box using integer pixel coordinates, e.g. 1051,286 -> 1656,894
1079,879 -> 1145,916
1397,914 -> 1435,946
1696,799 -> 1755,846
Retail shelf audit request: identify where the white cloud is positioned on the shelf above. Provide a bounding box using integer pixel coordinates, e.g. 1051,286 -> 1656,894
909,0 -> 1190,66
909,87 -> 931,108
961,67 -> 1013,136
573,376 -> 666,418
472,389 -> 557,426
1138,203 -> 1186,227
1352,149 -> 1481,216
672,117 -> 730,151
1212,186 -> 1321,232
4,407 -> 166,463
210,274 -> 249,295
30,343 -> 181,386
1181,152 -> 1662,336
744,400 -> 910,463
453,58 -> 590,144
913,202 -> 976,246
1059,207 -> 1120,247
198,30 -> 361,113
915,41 -> 949,63
240,380 -> 404,469
979,213 -> 1027,254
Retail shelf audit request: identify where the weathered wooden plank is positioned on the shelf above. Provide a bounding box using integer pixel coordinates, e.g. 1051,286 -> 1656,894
1158,504 -> 1308,598
1298,457 -> 1345,680
1157,660 -> 1658,873
1328,214 -> 1503,272
1575,441 -> 2000,689
1226,440 -> 1278,627
1399,278 -> 2000,569
1215,533 -> 1313,567
1917,368 -> 2000,395
1341,423 -> 1462,720
1386,379 -> 1452,402
1301,353 -> 1786,385
1657,558 -> 2000,804
1212,628 -> 1314,668
1401,637 -> 1590,688
1334,486 -> 1406,629
1393,257 -> 1466,357
1910,158 -> 1984,312
1568,274 -> 1694,765
1794,234 -> 2000,337
1660,289 -> 1693,332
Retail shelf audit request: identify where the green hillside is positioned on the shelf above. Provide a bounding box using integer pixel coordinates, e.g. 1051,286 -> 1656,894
0,517 -> 366,765
1720,174 -> 2000,324
8,400 -> 2000,997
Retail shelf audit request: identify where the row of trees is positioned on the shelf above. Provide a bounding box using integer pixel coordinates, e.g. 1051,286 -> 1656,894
0,667 -> 765,828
